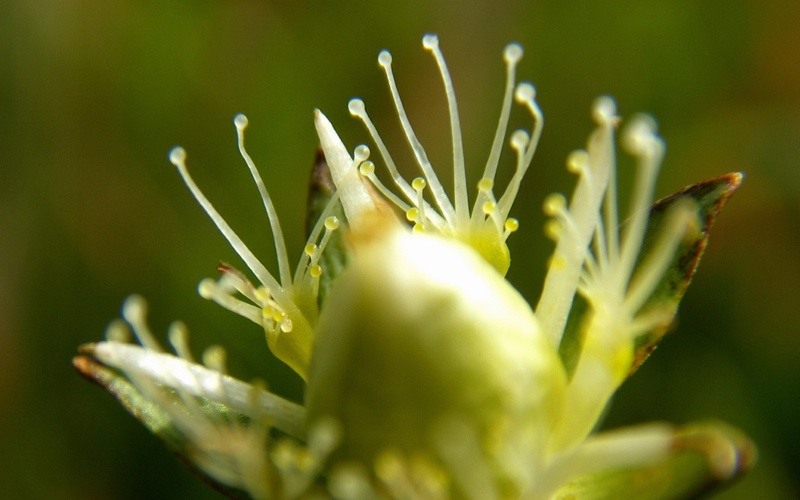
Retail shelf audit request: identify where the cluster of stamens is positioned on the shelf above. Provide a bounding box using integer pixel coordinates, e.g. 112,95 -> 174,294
345,35 -> 542,273
168,114 -> 343,379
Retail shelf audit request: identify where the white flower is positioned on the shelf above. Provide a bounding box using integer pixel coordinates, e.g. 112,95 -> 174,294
78,34 -> 752,499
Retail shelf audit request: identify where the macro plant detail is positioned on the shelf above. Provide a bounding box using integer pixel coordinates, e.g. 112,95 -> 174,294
75,35 -> 754,499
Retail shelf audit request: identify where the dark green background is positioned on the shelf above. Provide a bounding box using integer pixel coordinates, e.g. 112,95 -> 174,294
2,1 -> 798,498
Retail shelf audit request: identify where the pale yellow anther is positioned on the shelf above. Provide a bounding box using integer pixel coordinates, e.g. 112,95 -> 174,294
325,216 -> 340,231
310,265 -> 323,278
504,218 -> 519,233
406,207 -> 420,222
543,193 -> 567,217
412,177 -> 427,191
305,243 -> 318,257
359,161 -> 376,176
478,178 -> 494,192
566,150 -> 589,175
482,201 -> 497,215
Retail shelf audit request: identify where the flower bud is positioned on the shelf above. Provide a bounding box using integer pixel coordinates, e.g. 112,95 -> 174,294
306,222 -> 566,489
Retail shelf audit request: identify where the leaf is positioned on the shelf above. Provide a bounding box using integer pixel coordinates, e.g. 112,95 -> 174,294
306,147 -> 348,306
553,421 -> 757,500
74,355 -> 253,499
628,172 -> 743,375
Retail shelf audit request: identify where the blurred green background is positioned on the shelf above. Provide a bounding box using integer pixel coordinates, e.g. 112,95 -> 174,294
2,0 -> 798,498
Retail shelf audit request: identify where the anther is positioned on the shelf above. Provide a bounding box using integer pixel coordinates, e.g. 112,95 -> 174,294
566,150 -> 590,176
203,345 -> 228,374
359,161 -> 375,176
592,96 -> 617,124
234,113 -> 249,130
324,216 -> 340,231
514,82 -> 536,105
478,178 -> 494,193
622,115 -> 660,156
348,98 -> 366,117
168,321 -> 194,362
378,50 -> 392,68
168,146 -> 186,166
504,218 -> 519,233
105,319 -> 131,343
354,144 -> 370,163
510,130 -> 530,151
503,43 -> 524,65
543,193 -> 567,217
422,34 -> 439,50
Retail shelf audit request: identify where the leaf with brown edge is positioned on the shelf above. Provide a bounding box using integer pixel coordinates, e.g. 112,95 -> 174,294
73,354 -> 251,499
553,420 -> 757,500
627,172 -> 743,376
558,173 -> 742,380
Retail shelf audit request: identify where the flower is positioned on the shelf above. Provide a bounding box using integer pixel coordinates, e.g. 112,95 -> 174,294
75,35 -> 754,499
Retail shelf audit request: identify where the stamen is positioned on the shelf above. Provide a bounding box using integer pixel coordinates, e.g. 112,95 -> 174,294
348,99 -> 418,205
217,263 -> 263,306
496,83 -> 543,221
535,97 -> 617,345
478,178 -> 502,230
359,160 -> 412,212
616,115 -> 664,290
480,43 -> 524,184
234,114 -> 292,290
378,49 -> 456,225
198,278 -> 263,324
167,321 -> 195,362
168,147 -> 285,301
423,34 -> 468,224
293,187 -> 341,286
121,295 -> 162,352
105,318 -> 132,343
203,345 -> 228,375
503,218 -> 519,241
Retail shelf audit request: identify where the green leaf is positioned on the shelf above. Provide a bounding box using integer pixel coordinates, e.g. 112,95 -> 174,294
73,355 -> 251,499
306,148 -> 348,306
628,172 -> 742,375
553,421 -> 757,500
558,173 -> 742,379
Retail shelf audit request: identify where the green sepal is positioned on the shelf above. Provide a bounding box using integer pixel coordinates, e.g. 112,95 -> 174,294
306,148 -> 349,306
628,172 -> 742,375
553,421 -> 757,500
73,355 -> 251,499
558,173 -> 742,379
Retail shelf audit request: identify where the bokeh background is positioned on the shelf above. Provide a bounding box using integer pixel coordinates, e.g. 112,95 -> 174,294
2,0 -> 798,498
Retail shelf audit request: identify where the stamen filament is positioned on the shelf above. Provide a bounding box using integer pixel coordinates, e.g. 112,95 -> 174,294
168,147 -> 286,303
616,117 -> 664,290
234,114 -> 293,291
378,50 -> 457,225
198,278 -> 263,324
422,34 -> 468,225
497,83 -> 543,221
